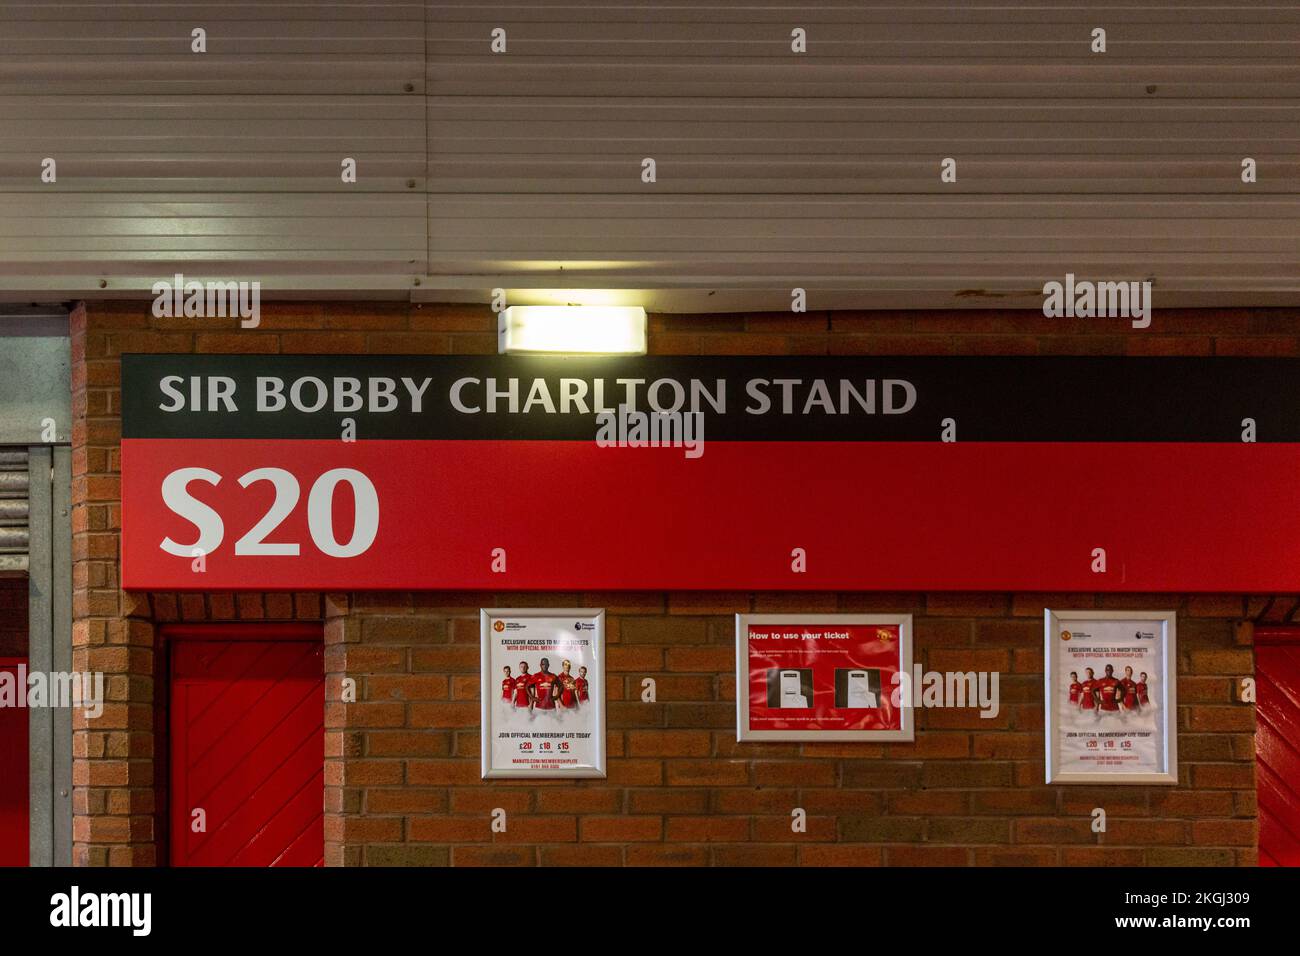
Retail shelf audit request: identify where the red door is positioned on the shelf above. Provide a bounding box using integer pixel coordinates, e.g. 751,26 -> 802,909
1256,627 -> 1300,866
0,658 -> 28,866
168,627 -> 324,867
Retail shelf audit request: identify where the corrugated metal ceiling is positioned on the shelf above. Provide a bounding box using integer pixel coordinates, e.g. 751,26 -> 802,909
0,1 -> 1295,310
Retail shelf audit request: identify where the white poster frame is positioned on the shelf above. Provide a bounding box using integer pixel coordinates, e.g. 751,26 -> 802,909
736,613 -> 914,742
1044,608 -> 1178,785
481,608 -> 606,779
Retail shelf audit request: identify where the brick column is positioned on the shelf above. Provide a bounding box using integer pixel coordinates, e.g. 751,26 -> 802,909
70,301 -> 158,865
324,592 -> 363,866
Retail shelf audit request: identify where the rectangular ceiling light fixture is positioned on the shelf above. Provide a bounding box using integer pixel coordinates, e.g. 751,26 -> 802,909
497,305 -> 647,355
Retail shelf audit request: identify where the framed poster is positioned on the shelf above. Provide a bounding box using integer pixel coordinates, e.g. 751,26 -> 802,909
736,614 -> 913,742
480,608 -> 606,779
1045,609 -> 1177,785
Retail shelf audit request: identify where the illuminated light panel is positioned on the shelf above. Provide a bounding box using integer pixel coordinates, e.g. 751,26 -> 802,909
498,305 -> 647,355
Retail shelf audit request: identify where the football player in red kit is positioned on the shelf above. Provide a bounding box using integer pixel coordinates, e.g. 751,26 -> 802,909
556,659 -> 578,708
1137,671 -> 1150,707
1079,667 -> 1097,712
512,661 -> 533,708
1096,664 -> 1122,713
1119,665 -> 1139,711
530,658 -> 558,710
576,666 -> 589,703
501,666 -> 514,702
1068,671 -> 1081,705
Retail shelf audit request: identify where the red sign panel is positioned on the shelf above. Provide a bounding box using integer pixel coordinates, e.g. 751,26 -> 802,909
120,354 -> 1300,592
121,438 -> 1300,591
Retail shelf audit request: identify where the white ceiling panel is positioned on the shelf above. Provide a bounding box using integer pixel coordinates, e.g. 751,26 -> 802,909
0,1 -> 1294,308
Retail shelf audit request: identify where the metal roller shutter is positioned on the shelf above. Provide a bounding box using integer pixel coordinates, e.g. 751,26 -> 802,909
0,449 -> 29,574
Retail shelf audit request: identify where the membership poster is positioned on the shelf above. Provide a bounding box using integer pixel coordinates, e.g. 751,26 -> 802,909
480,609 -> 606,778
736,614 -> 913,742
1046,612 -> 1177,784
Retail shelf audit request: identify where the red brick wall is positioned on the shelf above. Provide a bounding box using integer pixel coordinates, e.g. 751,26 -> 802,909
322,592 -> 1258,867
71,300 -> 1288,866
